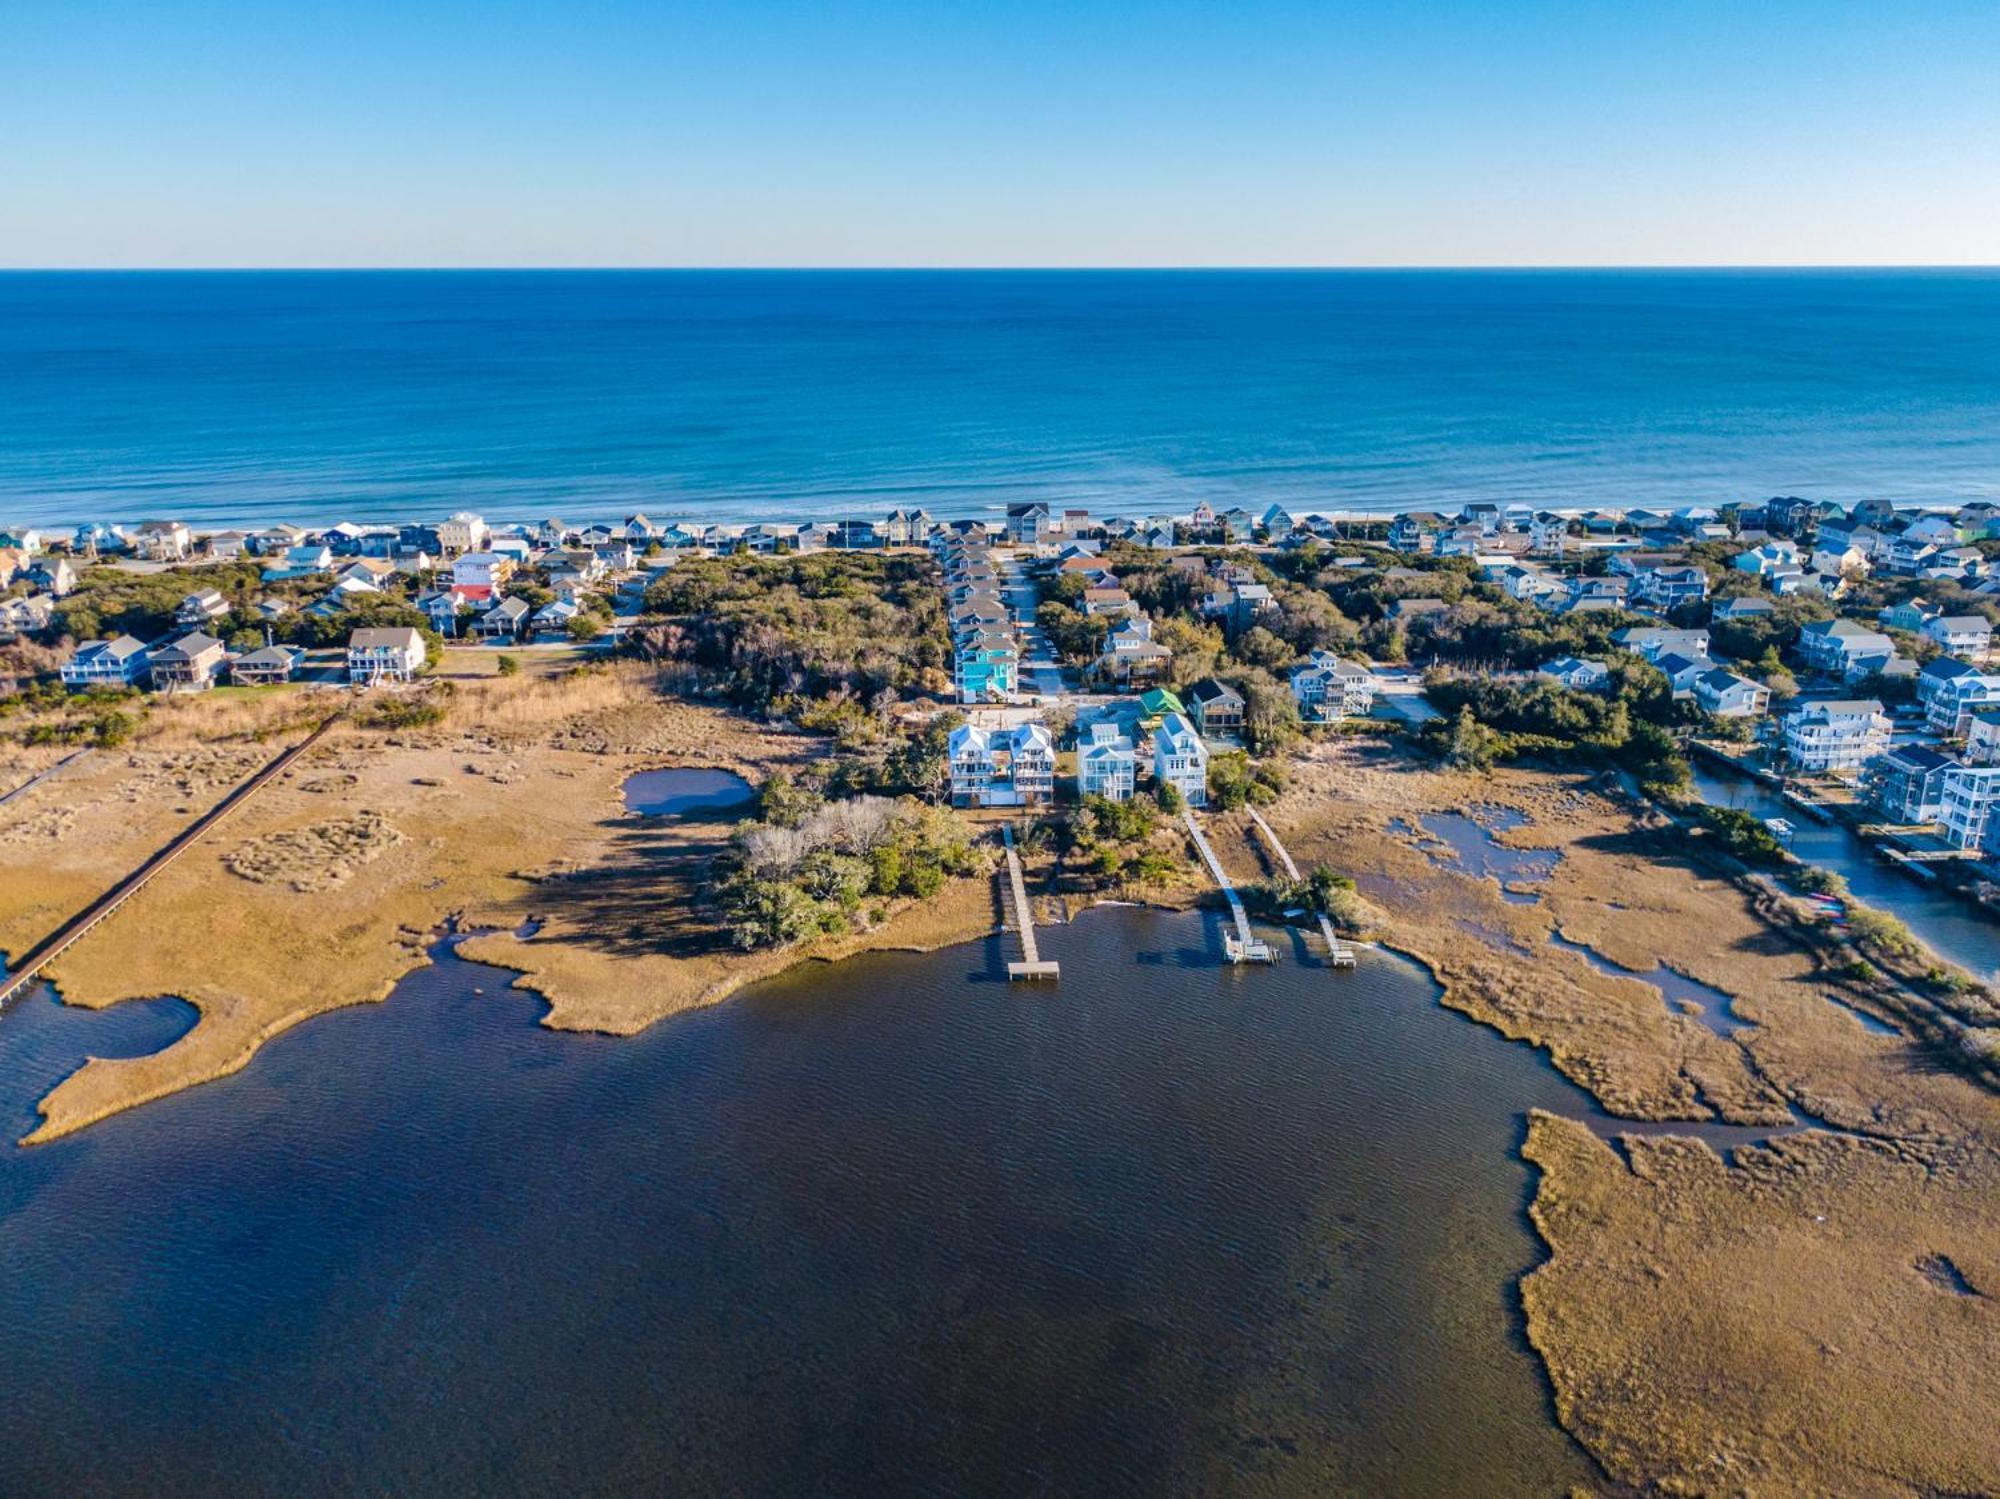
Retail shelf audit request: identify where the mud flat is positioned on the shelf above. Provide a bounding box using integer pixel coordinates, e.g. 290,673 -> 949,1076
1267,737 -> 2000,1495
0,669 -> 991,1143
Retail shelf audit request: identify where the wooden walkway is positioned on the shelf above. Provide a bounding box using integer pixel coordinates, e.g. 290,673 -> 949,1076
0,716 -> 340,1012
999,825 -> 1059,980
0,749 -> 94,811
1246,808 -> 1355,968
1181,809 -> 1273,964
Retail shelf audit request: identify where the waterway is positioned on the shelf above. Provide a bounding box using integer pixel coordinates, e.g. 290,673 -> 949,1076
0,906 -> 1635,1496
1691,763 -> 2000,985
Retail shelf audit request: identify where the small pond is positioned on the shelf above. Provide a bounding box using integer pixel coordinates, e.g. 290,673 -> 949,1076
622,767 -> 757,817
1550,933 -> 1749,1038
1398,809 -> 1561,902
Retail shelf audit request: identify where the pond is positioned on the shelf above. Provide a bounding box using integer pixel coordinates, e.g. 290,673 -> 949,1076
1399,808 -> 1562,903
621,766 -> 757,817
1549,933 -> 1749,1038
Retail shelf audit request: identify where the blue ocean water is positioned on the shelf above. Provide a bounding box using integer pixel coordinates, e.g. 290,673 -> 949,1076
2,269 -> 1998,530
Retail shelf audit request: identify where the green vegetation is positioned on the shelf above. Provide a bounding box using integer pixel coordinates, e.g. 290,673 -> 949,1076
716,791 -> 981,949
1696,805 -> 1788,867
1417,666 -> 1690,796
1056,794 -> 1185,888
635,551 -> 948,725
1205,749 -> 1284,810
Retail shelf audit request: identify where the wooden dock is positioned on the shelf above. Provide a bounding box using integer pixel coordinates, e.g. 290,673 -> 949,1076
999,825 -> 1059,981
0,716 -> 339,1012
1182,810 -> 1274,964
1246,808 -> 1355,968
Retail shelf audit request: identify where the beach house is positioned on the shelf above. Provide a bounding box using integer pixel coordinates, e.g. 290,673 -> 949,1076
345,626 -> 426,684
1794,619 -> 1894,678
1289,651 -> 1376,721
1866,745 -> 1959,825
947,721 -> 1054,808
436,512 -> 489,555
1939,765 -> 2000,853
60,635 -> 153,690
1076,721 -> 1138,802
1152,713 -> 1210,807
1692,668 -> 1771,719
1187,678 -> 1246,741
1537,656 -> 1611,692
1782,699 -> 1890,774
147,631 -> 229,691
229,645 -> 306,686
1923,615 -> 1992,663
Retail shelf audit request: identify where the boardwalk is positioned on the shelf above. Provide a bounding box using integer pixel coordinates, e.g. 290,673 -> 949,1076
0,716 -> 341,1012
999,824 -> 1059,980
1246,808 -> 1355,968
1181,809 -> 1273,964
0,748 -> 94,811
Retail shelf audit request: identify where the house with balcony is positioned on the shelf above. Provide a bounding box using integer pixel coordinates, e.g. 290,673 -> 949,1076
1152,713 -> 1210,807
1005,503 -> 1052,547
947,720 -> 1054,808
1095,615 -> 1173,683
1920,661 -> 2000,736
147,631 -> 229,691
1076,721 -> 1138,802
1924,615 -> 1993,663
1692,668 -> 1771,719
1537,656 -> 1611,692
1964,705 -> 2000,766
60,635 -> 153,690
1187,678 -> 1246,741
345,626 -> 426,684
133,520 -> 193,562
1795,619 -> 1894,678
1528,512 -> 1571,554
229,645 -> 305,686
955,636 -> 1019,703
265,543 -> 336,580
1628,563 -> 1711,611
1783,699 -> 1890,774
1939,765 -> 2000,853
474,596 -> 533,641
451,551 -> 518,592
1388,513 -> 1444,553
436,512 -> 489,554
1653,651 -> 1715,700
1865,745 -> 1959,825
1290,650 -> 1376,721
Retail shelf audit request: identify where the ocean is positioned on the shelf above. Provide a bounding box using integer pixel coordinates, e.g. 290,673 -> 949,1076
2,268 -> 1998,531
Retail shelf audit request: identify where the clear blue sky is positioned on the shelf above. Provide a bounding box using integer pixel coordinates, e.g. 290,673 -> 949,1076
4,0 -> 1997,267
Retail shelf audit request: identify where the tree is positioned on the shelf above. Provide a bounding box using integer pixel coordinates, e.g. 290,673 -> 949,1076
1443,707 -> 1499,771
496,653 -> 521,676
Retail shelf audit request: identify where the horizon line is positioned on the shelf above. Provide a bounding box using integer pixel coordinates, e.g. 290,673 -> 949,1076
5,262 -> 2000,275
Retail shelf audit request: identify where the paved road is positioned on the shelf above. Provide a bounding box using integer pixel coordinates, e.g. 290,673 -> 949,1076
995,550 -> 1075,699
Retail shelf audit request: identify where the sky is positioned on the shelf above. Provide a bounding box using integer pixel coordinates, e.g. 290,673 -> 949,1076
3,0 -> 1998,268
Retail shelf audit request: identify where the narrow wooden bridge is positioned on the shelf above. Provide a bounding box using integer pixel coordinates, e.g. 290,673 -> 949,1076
1182,809 -> 1273,964
999,824 -> 1059,981
0,716 -> 340,1012
1246,808 -> 1355,968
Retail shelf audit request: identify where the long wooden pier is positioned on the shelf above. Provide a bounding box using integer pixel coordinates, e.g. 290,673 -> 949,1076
1246,808 -> 1355,968
999,824 -> 1059,981
1182,809 -> 1274,964
0,716 -> 340,1012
